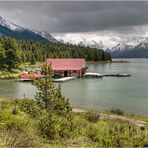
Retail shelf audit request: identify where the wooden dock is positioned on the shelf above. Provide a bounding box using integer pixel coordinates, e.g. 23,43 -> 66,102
53,77 -> 76,82
83,72 -> 131,78
83,72 -> 103,78
102,73 -> 131,77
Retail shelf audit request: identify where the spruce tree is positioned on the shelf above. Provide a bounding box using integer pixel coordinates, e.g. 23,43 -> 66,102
0,44 -> 6,69
33,62 -> 71,115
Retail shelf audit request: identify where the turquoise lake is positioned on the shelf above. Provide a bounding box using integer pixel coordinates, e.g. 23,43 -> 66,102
0,58 -> 148,115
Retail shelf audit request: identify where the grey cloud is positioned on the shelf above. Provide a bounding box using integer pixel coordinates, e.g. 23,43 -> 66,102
0,1 -> 148,33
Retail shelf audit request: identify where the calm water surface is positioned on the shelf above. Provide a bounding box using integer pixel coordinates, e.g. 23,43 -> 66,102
0,59 -> 148,115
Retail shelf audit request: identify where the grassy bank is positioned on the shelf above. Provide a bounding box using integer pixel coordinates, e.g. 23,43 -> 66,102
0,70 -> 23,79
0,98 -> 147,147
0,62 -> 42,79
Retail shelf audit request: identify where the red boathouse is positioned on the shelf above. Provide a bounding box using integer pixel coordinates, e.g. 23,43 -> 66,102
46,58 -> 87,78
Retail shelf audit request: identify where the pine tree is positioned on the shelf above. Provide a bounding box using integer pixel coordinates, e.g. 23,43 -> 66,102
33,62 -> 71,115
0,44 -> 6,69
30,53 -> 36,65
3,38 -> 20,71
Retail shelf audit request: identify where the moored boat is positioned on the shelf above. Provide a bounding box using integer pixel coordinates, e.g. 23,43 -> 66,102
19,74 -> 45,81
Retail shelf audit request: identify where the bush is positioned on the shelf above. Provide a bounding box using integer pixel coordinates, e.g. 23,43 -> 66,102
0,109 -> 36,147
85,111 -> 100,123
38,113 -> 73,140
19,99 -> 41,118
0,100 -> 11,109
109,108 -> 124,115
0,110 -> 27,131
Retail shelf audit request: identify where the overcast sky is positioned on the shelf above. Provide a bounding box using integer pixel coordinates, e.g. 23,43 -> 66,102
1,1 -> 148,47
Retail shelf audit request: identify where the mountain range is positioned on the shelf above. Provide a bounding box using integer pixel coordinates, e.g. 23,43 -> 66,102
1,16 -> 148,58
62,37 -> 148,58
0,16 -> 58,43
111,38 -> 148,58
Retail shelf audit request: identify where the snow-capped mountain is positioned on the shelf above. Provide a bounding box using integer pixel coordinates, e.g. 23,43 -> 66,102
55,32 -> 148,58
0,16 -> 58,43
65,39 -> 107,50
111,38 -> 148,58
0,16 -> 25,31
78,40 -> 107,50
111,43 -> 134,52
31,29 -> 58,43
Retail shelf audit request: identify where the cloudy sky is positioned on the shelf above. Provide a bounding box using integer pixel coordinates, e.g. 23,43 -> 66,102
1,1 -> 148,48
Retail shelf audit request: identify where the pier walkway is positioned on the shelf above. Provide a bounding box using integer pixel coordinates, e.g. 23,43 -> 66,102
53,77 -> 76,82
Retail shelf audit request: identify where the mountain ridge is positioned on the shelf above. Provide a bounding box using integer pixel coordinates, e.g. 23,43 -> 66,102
0,16 -> 58,43
56,36 -> 148,58
111,38 -> 148,58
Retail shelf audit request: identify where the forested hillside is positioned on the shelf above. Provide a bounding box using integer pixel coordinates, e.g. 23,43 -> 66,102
0,37 -> 111,70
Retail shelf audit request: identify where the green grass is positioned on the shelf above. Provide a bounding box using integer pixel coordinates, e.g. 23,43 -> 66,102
19,62 -> 42,68
0,69 -> 23,79
0,98 -> 147,147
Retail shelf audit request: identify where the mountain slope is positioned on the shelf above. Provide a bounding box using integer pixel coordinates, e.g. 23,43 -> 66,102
77,39 -> 107,50
111,38 -> 148,58
0,16 -> 58,43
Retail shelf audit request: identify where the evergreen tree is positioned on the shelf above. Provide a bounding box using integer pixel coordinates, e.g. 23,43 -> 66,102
30,53 -> 36,65
33,62 -> 71,115
0,36 -> 112,70
0,44 -> 6,69
5,48 -> 19,71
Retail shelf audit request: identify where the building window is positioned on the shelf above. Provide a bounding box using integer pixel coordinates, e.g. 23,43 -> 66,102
73,70 -> 77,73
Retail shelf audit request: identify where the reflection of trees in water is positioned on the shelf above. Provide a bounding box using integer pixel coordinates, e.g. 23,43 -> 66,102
0,80 -> 36,99
0,80 -> 18,98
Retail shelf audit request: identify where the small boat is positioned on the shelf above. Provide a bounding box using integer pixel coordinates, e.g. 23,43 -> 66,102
19,74 -> 45,81
83,72 -> 103,78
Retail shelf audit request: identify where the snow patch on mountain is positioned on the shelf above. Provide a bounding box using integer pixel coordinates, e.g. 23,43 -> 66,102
111,43 -> 133,52
57,37 -> 108,50
136,37 -> 148,49
32,29 -> 58,43
0,16 -> 25,31
76,39 -> 107,50
111,37 -> 147,52
0,16 -> 58,43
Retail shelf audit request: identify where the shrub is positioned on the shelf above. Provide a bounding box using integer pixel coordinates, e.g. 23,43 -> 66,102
19,98 -> 41,118
38,113 -> 73,140
0,100 -> 11,109
109,108 -> 124,115
0,109 -> 36,147
85,111 -> 100,123
0,110 -> 27,131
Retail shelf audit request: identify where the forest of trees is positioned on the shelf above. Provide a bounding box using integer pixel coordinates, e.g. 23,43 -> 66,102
0,36 -> 111,71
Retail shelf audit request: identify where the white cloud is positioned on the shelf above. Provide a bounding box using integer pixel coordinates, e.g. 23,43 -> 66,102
54,32 -> 118,48
53,25 -> 148,48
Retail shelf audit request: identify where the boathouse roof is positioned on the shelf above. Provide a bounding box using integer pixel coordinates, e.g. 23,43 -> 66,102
46,58 -> 86,70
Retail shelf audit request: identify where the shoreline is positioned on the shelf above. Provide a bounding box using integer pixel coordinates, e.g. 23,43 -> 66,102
72,108 -> 148,127
0,60 -> 129,80
87,60 -> 130,64
0,97 -> 147,127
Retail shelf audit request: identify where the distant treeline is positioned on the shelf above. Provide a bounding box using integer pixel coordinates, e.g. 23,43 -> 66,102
0,36 -> 111,70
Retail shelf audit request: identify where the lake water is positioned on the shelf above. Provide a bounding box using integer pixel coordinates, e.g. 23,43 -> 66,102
0,58 -> 148,115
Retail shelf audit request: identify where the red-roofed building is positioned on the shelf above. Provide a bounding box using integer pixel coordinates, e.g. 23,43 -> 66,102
46,58 -> 87,78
